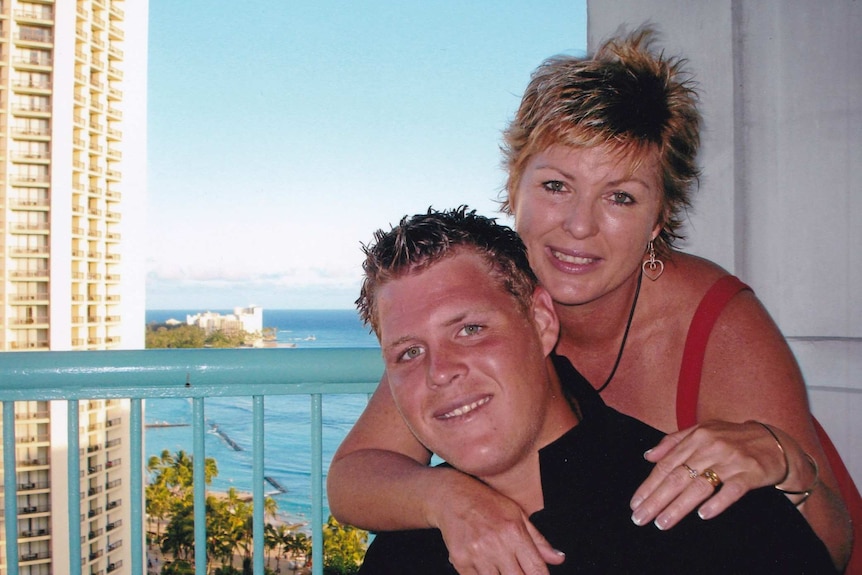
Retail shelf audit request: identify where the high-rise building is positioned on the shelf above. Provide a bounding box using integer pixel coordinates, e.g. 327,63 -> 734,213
0,1 -> 148,573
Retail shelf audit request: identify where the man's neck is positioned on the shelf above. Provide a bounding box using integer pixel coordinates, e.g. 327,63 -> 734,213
481,365 -> 580,514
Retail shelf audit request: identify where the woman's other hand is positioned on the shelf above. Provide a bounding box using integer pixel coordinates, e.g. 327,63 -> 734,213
628,420 -> 793,530
433,476 -> 565,575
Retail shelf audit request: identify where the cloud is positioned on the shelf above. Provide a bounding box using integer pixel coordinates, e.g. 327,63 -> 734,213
145,257 -> 364,308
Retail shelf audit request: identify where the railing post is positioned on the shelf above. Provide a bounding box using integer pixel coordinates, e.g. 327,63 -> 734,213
130,398 -> 145,575
311,393 -> 323,575
193,397 -> 207,573
3,402 -> 20,575
68,400 -> 82,574
253,395 -> 265,574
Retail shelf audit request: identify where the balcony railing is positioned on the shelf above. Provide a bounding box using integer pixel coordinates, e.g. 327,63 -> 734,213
0,348 -> 382,575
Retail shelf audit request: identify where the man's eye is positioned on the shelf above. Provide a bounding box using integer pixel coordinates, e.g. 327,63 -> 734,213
458,324 -> 483,336
399,346 -> 424,361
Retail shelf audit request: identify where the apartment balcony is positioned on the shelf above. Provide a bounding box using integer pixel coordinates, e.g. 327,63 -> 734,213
12,54 -> 53,70
0,348 -> 380,575
10,292 -> 49,303
15,29 -> 53,46
9,340 -> 50,350
91,53 -> 106,71
11,151 -> 50,164
9,127 -> 51,142
110,5 -> 125,21
9,178 -> 50,191
10,198 -> 50,210
11,103 -> 51,117
108,24 -> 123,41
9,269 -> 50,282
14,9 -> 54,26
11,222 -> 49,234
8,246 -> 49,258
9,316 -> 49,328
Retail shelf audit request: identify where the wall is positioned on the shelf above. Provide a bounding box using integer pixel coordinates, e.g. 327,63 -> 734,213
588,0 -> 861,483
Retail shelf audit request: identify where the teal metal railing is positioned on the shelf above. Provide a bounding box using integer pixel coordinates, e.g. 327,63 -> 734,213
0,348 -> 383,575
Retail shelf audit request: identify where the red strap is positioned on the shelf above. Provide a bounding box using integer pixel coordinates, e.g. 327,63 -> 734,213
676,275 -> 750,429
676,276 -> 862,570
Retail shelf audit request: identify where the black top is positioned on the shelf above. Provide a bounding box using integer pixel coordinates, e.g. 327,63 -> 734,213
358,355 -> 836,574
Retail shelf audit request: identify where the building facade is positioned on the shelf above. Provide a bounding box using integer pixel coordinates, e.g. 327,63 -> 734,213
0,1 -> 148,573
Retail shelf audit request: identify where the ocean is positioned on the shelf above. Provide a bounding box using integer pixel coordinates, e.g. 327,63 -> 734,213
145,309 -> 380,526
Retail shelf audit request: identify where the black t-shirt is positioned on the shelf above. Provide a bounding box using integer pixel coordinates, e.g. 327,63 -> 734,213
358,356 -> 836,574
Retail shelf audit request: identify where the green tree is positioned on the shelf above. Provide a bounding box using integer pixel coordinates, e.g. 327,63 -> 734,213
205,329 -> 246,348
160,503 -> 195,562
322,515 -> 368,575
206,491 -> 247,571
283,529 -> 310,573
146,324 -> 207,348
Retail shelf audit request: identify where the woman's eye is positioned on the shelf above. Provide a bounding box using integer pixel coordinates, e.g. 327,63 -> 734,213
611,191 -> 634,205
542,180 -> 566,194
458,324 -> 483,336
399,346 -> 424,361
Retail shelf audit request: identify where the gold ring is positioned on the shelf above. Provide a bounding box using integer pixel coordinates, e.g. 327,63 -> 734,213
701,468 -> 722,488
682,463 -> 699,479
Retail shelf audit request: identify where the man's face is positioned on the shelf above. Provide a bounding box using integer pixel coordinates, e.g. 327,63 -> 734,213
376,250 -> 563,483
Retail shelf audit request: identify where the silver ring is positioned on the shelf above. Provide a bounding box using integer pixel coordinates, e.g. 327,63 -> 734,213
682,463 -> 699,479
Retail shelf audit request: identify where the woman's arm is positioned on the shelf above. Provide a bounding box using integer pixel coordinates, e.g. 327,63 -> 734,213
629,290 -> 852,569
327,374 -> 565,574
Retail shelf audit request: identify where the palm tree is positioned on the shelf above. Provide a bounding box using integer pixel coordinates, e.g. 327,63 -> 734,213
146,449 -> 219,569
284,531 -> 310,573
161,503 -> 195,563
264,523 -> 280,569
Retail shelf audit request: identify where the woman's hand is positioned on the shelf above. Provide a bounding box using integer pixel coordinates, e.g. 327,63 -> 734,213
629,420 -> 792,530
432,476 -> 565,575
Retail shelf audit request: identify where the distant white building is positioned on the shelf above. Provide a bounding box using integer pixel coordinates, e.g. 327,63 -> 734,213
186,306 -> 263,336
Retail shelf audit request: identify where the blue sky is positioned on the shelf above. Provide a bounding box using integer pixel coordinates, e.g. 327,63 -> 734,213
146,1 -> 586,310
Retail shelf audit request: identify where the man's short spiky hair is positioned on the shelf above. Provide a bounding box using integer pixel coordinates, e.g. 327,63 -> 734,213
356,206 -> 538,336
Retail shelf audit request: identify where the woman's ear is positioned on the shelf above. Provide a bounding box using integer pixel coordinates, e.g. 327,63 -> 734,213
531,286 -> 560,356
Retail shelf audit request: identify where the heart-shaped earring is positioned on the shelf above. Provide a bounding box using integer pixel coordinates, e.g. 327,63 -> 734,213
642,259 -> 664,281
642,241 -> 664,281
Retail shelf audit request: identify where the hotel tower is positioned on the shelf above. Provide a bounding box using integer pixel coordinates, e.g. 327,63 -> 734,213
0,1 -> 148,574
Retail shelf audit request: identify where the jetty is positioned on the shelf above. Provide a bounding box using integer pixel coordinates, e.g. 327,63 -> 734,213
209,422 -> 243,451
264,476 -> 287,494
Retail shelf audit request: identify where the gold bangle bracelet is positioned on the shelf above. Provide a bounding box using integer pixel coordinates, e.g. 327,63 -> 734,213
748,420 -> 790,485
774,452 -> 820,506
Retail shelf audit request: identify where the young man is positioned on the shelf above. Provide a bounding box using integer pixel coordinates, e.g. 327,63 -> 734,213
351,207 -> 834,574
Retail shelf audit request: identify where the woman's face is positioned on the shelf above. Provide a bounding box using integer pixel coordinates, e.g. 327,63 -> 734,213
512,144 -> 664,306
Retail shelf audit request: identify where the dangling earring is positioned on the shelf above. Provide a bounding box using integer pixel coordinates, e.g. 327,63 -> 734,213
642,241 -> 664,281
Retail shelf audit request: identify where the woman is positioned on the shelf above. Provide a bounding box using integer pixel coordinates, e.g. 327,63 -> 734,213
327,28 -> 853,573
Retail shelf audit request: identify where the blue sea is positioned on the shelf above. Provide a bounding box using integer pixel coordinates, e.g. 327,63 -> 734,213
144,309 -> 380,526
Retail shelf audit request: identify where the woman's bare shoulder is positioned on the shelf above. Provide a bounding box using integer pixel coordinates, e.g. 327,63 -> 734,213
653,251 -> 733,307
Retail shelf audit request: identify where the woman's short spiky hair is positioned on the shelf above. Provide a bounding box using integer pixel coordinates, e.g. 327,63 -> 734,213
356,206 -> 538,336
501,27 -> 700,253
